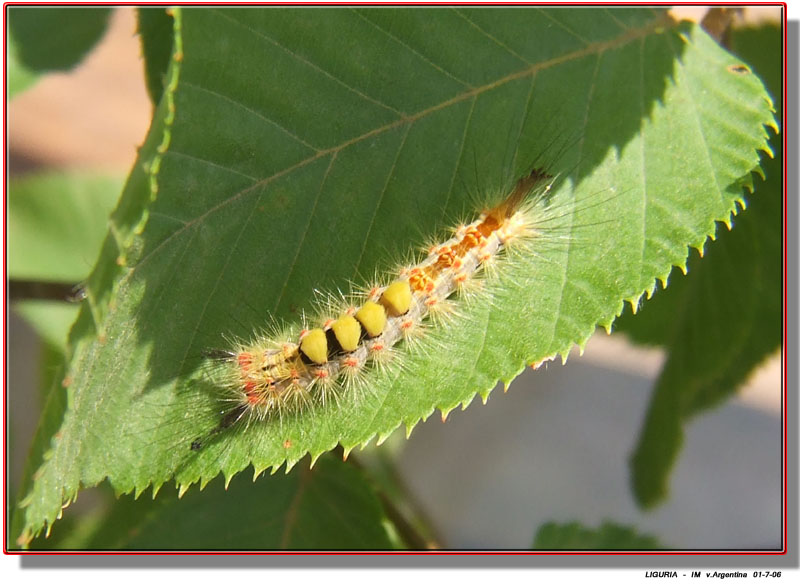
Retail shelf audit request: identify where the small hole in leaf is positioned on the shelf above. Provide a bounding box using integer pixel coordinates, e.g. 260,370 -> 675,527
727,64 -> 751,75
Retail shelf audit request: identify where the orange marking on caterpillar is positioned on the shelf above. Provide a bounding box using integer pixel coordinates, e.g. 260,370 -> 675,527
408,268 -> 434,293
435,246 -> 456,268
460,226 -> 484,249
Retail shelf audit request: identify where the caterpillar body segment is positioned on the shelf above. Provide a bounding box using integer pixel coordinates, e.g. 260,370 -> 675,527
200,167 -> 555,444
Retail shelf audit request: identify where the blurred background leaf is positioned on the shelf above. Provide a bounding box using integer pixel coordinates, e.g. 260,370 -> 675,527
30,456 -> 397,550
8,6 -> 112,73
8,173 -> 123,283
533,520 -> 661,550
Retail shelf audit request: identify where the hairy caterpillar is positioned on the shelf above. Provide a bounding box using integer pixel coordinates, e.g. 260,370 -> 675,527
190,164 -> 565,451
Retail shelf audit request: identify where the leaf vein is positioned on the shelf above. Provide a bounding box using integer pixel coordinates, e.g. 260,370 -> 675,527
272,154 -> 338,314
180,80 -> 322,152
603,8 -> 632,31
453,8 -> 532,65
537,8 -> 591,47
354,9 -> 475,89
350,124 -> 413,274
213,9 -> 406,118
167,148 -> 261,182
439,96 -> 477,222
131,15 -> 670,277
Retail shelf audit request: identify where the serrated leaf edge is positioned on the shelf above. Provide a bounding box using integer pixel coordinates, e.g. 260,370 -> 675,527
17,7 -> 186,545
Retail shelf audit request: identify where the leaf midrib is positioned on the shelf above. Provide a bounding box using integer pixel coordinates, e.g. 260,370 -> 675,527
127,10 -> 674,277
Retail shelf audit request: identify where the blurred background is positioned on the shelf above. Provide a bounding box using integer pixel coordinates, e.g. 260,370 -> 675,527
7,6 -> 783,549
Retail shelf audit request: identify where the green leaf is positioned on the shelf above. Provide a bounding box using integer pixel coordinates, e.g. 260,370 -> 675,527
7,338 -> 70,552
17,7 -> 776,543
533,521 -> 661,550
28,456 -> 394,550
12,302 -> 79,351
7,171 -> 121,547
6,32 -> 39,98
8,6 -> 112,73
620,23 -> 783,508
8,302 -> 78,550
137,7 -> 175,106
9,345 -> 69,549
8,173 -> 123,283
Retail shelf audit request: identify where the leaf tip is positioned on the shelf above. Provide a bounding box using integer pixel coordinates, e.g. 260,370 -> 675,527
461,394 -> 476,411
531,354 -> 556,370
177,483 -> 191,499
